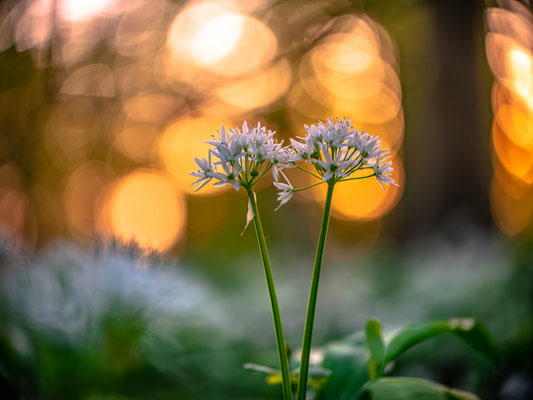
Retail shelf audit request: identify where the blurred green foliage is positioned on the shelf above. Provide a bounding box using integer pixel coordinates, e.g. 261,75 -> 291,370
0,233 -> 532,399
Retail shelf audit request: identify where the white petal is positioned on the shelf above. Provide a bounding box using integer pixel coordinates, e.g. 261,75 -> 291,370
193,178 -> 212,191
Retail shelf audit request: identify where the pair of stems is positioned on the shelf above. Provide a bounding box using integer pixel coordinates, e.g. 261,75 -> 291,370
247,183 -> 335,400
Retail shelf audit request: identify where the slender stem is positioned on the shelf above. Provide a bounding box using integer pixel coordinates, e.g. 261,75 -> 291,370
250,162 -> 272,186
293,181 -> 326,192
247,188 -> 293,400
338,173 -> 376,182
295,164 -> 322,180
245,154 -> 250,182
296,182 -> 335,400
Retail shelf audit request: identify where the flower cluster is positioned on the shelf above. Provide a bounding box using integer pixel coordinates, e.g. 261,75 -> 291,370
272,117 -> 397,208
190,121 -> 286,192
190,117 -> 397,210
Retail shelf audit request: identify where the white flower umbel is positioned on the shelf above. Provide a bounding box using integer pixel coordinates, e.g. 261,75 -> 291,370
189,121 -> 294,400
287,118 -> 399,399
274,116 -> 398,210
190,121 -> 285,192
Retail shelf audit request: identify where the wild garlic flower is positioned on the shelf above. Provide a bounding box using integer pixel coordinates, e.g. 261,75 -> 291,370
273,181 -> 293,211
372,150 -> 396,189
190,121 -> 284,192
190,150 -> 215,191
274,117 -> 398,208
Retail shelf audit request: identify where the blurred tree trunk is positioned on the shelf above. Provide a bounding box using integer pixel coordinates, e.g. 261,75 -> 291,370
398,0 -> 492,236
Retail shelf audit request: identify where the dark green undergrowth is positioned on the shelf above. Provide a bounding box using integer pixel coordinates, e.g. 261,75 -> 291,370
0,235 -> 532,399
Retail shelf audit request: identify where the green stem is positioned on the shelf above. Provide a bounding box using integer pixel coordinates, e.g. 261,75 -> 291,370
295,164 -> 323,180
247,188 -> 293,400
250,162 -> 272,186
338,173 -> 376,182
296,182 -> 335,400
293,181 -> 326,192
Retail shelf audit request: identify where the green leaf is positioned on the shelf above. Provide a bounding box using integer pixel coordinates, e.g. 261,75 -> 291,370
384,319 -> 498,364
243,362 -> 280,375
365,319 -> 385,380
367,377 -> 480,400
243,363 -> 282,386
244,362 -> 331,389
318,342 -> 369,400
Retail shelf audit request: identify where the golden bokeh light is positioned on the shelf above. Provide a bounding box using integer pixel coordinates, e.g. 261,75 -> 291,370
100,169 -> 186,252
166,1 -> 276,78
44,98 -> 101,165
311,32 -> 380,77
0,187 -> 36,249
63,161 -> 113,240
348,111 -> 405,152
287,81 -> 331,121
495,104 -> 533,150
216,58 -> 292,111
1,0 -> 408,247
486,33 -> 519,81
59,0 -> 114,22
486,2 -> 533,236
196,15 -> 276,77
287,13 -> 405,223
192,13 -> 244,66
114,122 -> 160,162
508,48 -> 533,110
113,0 -> 170,58
490,176 -> 533,237
13,0 -> 54,51
508,49 -> 532,87
123,93 -> 182,124
486,7 -> 533,63
159,116 -> 232,196
60,64 -> 115,98
297,15 -> 402,122
492,160 -> 530,200
333,83 -> 401,125
301,50 -> 402,124
167,1 -> 232,57
492,121 -> 533,185
486,37 -> 533,112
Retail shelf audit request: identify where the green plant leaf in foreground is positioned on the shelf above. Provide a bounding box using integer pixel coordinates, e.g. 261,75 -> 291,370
365,319 -> 385,380
384,319 -> 498,364
244,363 -> 285,386
318,342 -> 369,400
243,363 -> 281,376
366,377 -> 480,400
243,363 -> 330,389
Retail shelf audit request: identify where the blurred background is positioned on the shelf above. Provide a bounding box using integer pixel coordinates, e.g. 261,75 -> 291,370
0,0 -> 532,399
